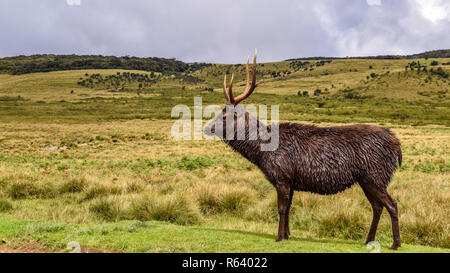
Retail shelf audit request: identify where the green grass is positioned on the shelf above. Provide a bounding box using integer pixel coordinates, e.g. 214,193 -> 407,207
0,216 -> 447,253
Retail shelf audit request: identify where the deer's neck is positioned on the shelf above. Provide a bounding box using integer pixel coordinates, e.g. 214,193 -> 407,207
224,121 -> 268,166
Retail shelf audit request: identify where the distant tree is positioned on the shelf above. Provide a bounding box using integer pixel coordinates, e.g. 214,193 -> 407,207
430,60 -> 439,66
0,55 -> 202,75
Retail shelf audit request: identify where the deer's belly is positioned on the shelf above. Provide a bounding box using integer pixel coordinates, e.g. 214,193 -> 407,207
293,171 -> 358,195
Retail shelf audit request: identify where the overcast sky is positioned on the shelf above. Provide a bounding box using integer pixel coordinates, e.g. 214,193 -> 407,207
0,0 -> 449,63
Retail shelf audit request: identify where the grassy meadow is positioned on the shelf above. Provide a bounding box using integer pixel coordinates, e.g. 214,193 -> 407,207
0,57 -> 449,253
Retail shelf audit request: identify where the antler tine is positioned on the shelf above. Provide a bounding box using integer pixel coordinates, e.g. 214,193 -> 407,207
228,73 -> 235,103
245,55 -> 250,91
252,48 -> 257,88
223,74 -> 231,104
233,48 -> 258,105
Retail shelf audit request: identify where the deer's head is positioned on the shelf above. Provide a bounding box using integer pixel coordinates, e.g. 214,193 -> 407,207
204,49 -> 261,140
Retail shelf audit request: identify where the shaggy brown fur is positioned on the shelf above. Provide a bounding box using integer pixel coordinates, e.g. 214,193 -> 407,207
204,52 -> 402,250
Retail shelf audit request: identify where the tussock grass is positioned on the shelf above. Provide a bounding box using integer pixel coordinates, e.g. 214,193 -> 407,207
125,180 -> 145,193
89,196 -> 127,222
7,180 -> 55,200
59,177 -> 86,193
130,192 -> 201,225
81,180 -> 123,201
318,211 -> 367,240
195,182 -> 257,214
0,199 -> 13,212
244,194 -> 278,222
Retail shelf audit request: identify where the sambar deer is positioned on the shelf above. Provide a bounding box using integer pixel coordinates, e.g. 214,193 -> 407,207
204,50 -> 402,249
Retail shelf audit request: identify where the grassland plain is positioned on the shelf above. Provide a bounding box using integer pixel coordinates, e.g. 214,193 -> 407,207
0,58 -> 449,253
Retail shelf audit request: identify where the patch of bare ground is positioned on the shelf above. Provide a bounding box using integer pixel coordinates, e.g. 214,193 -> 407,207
0,242 -> 51,253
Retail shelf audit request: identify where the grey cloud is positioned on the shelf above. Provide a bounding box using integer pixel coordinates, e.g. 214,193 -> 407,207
0,0 -> 448,63
314,0 -> 450,56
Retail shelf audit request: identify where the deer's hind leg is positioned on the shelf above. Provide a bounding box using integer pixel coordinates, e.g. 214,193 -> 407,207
360,181 -> 401,250
361,186 -> 383,244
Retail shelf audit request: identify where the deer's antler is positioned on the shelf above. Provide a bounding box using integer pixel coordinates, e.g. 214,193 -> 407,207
223,49 -> 260,105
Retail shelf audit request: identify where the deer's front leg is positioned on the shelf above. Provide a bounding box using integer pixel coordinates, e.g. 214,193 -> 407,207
276,184 -> 291,242
286,188 -> 294,236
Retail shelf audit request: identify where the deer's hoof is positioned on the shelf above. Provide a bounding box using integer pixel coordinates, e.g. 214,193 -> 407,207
275,233 -> 289,242
390,243 -> 401,250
